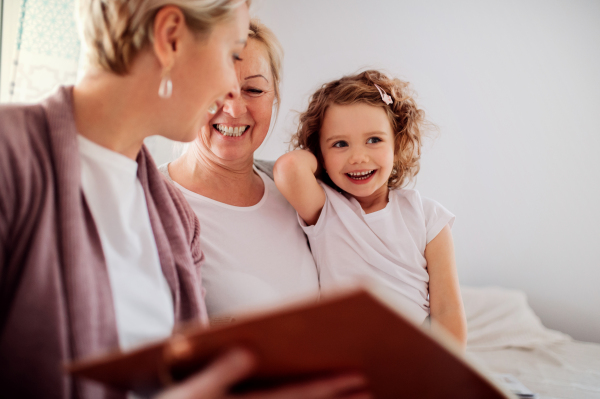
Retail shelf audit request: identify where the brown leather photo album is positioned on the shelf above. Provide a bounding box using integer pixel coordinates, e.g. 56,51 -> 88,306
66,285 -> 515,398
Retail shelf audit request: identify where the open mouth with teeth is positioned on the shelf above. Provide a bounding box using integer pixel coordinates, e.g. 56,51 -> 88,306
346,169 -> 376,181
213,124 -> 250,137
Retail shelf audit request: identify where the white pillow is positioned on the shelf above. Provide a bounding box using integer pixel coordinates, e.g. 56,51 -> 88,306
461,286 -> 570,351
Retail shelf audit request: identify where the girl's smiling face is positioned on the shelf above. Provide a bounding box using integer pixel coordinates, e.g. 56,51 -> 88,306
320,102 -> 396,201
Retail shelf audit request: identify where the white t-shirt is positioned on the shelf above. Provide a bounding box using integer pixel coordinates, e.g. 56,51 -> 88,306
170,167 -> 319,318
300,182 -> 455,323
78,136 -> 174,351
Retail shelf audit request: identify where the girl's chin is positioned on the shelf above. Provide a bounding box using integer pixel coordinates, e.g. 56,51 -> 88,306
335,179 -> 389,199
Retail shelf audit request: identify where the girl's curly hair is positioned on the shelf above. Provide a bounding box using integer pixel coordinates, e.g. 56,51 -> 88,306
290,70 -> 430,189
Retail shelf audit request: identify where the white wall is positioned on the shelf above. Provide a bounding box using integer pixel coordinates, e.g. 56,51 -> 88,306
0,0 -> 22,102
245,0 -> 600,343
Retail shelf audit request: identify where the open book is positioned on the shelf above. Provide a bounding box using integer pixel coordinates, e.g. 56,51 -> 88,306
66,285 -> 515,398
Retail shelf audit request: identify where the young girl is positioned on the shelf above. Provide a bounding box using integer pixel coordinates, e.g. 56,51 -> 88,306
273,70 -> 467,347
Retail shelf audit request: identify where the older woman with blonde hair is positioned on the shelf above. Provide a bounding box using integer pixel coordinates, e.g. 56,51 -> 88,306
0,1 -> 367,398
163,19 -> 322,321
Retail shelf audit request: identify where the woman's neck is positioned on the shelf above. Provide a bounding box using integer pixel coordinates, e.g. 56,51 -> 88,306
73,63 -> 161,160
169,141 -> 264,207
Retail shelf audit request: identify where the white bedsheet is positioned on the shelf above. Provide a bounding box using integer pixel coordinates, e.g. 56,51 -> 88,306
468,341 -> 600,399
461,286 -> 600,399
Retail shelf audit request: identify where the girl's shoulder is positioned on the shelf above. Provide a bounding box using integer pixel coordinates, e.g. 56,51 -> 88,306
390,187 -> 424,208
390,188 -> 449,217
391,188 -> 455,243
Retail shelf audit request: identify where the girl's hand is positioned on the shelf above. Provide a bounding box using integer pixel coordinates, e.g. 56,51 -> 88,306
273,150 -> 326,226
425,225 -> 468,349
155,348 -> 371,399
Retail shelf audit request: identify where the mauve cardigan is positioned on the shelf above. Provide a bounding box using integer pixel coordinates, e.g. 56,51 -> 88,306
0,87 -> 208,399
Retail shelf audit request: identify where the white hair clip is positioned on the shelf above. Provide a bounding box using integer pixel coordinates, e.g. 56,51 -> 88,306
374,84 -> 393,105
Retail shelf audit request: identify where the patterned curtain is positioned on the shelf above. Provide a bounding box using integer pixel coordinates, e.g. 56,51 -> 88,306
3,0 -> 179,166
8,0 -> 80,103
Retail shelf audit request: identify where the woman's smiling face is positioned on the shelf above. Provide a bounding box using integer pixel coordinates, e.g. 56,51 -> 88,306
320,102 -> 396,200
198,38 -> 275,162
167,3 -> 250,142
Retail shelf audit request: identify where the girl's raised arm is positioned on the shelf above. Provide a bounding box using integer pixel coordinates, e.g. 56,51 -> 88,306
273,150 -> 326,226
425,225 -> 468,349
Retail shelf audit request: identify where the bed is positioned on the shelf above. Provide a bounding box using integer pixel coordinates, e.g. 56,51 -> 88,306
461,286 -> 600,399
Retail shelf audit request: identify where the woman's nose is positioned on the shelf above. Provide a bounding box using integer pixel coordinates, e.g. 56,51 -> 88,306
221,88 -> 247,118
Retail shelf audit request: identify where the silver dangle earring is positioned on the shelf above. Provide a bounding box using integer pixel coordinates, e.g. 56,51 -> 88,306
158,68 -> 173,99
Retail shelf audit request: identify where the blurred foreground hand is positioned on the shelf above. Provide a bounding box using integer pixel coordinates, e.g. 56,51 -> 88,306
155,348 -> 372,399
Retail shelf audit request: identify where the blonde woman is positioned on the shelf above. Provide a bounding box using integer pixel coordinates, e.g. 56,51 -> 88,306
0,1 -> 368,398
163,20 -> 322,320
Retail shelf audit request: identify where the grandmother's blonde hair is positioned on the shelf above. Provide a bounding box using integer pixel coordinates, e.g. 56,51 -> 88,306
248,18 -> 283,114
77,0 -> 250,75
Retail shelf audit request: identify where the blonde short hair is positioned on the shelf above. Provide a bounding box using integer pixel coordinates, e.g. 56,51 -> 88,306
248,18 -> 283,114
77,0 -> 250,74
